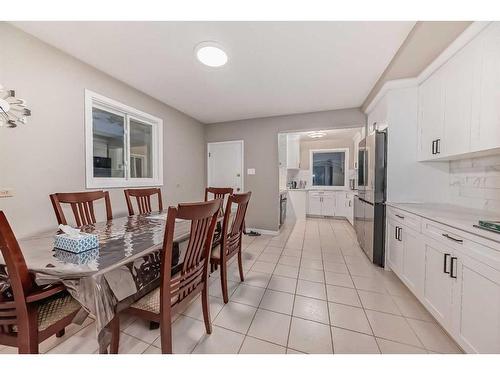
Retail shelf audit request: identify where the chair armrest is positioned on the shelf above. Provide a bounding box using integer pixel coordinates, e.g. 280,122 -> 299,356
26,284 -> 66,303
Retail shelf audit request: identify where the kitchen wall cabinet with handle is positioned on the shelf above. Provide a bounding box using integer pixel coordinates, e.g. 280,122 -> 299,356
385,205 -> 500,353
418,22 -> 500,161
286,134 -> 301,169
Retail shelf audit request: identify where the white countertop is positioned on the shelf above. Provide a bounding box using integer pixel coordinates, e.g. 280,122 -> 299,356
387,202 -> 500,244
286,188 -> 357,193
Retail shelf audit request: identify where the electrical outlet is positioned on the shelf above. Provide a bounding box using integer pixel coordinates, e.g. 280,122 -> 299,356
0,189 -> 14,198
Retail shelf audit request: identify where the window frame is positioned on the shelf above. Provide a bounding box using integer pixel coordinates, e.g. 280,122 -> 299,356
85,89 -> 163,189
309,148 -> 349,190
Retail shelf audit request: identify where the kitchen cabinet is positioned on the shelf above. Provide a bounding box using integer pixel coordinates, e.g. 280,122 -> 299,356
422,238 -> 455,329
386,219 -> 404,275
308,191 -> 335,216
352,131 -> 362,170
385,205 -> 500,353
418,69 -> 445,160
418,22 -> 500,161
470,22 -> 500,153
452,253 -> 500,353
278,133 -> 287,168
286,134 -> 301,169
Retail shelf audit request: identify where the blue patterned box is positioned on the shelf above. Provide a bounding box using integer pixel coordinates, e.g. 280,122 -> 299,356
54,233 -> 99,253
54,247 -> 100,265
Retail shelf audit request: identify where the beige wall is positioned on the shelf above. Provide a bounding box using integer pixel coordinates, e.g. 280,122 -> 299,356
0,23 -> 206,238
206,109 -> 365,231
300,139 -> 355,171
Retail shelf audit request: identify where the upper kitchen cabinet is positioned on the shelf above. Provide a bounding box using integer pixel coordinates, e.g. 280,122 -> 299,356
352,131 -> 362,170
278,133 -> 287,168
418,22 -> 500,161
286,134 -> 301,169
471,22 -> 500,153
417,69 -> 445,160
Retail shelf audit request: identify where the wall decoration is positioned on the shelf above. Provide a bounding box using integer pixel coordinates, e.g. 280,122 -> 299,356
0,85 -> 31,128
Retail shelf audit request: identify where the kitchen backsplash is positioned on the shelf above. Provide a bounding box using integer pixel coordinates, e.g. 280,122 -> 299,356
449,154 -> 500,214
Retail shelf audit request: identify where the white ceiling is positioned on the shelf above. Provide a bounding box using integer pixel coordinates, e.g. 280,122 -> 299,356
12,21 -> 415,124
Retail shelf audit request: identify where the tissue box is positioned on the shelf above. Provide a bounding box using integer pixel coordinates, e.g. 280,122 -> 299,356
54,233 -> 99,253
54,247 -> 100,265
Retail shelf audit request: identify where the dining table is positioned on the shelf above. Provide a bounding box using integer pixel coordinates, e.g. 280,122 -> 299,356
0,210 -> 216,353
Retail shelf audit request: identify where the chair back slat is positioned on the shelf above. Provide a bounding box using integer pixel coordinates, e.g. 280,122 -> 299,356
124,188 -> 163,216
159,200 -> 220,311
0,212 -> 32,328
204,187 -> 233,216
50,191 -> 112,226
221,192 -> 252,258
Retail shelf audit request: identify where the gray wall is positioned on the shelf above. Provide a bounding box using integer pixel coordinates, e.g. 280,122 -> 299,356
0,23 -> 206,238
206,109 -> 366,231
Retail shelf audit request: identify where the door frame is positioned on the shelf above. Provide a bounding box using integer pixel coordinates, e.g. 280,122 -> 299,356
207,140 -> 244,191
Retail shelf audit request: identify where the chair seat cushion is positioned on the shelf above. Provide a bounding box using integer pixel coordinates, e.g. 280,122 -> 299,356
37,293 -> 81,332
130,288 -> 178,315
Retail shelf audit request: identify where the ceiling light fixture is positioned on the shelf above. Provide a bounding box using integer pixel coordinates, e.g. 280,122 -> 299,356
308,131 -> 326,139
195,41 -> 228,68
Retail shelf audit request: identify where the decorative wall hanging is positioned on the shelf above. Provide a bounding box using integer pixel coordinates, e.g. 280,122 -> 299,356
0,85 -> 32,128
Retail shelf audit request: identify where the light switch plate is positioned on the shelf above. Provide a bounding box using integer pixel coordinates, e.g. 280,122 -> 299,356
0,188 -> 14,198
247,168 -> 256,175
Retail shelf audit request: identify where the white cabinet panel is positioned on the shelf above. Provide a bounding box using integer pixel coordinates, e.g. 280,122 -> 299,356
286,134 -> 301,169
452,254 -> 500,353
387,220 -> 403,276
442,38 -> 480,156
422,240 -> 454,329
418,70 -> 445,160
321,195 -> 335,216
401,227 -> 425,297
471,22 -> 500,152
308,194 -> 322,216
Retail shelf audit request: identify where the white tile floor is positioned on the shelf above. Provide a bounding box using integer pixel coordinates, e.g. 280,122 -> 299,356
0,218 -> 463,354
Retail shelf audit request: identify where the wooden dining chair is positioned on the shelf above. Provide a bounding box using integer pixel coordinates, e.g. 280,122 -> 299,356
0,211 -> 82,354
210,192 -> 252,303
109,199 -> 221,354
124,188 -> 163,216
204,187 -> 233,216
50,191 -> 113,226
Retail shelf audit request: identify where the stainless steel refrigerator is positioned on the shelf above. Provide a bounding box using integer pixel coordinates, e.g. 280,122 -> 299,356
354,129 -> 387,267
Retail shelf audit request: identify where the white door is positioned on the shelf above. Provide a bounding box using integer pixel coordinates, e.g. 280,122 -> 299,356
387,220 -> 403,276
207,141 -> 244,193
321,194 -> 336,216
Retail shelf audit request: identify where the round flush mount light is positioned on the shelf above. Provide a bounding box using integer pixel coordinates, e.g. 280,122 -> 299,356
308,131 -> 327,139
195,42 -> 228,68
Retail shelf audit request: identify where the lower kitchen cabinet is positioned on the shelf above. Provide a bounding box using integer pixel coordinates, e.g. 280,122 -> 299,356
452,253 -> 500,353
307,191 -> 354,220
385,206 -> 500,353
421,238 -> 454,330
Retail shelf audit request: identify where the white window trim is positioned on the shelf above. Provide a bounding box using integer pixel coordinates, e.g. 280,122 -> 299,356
85,89 -> 163,189
309,148 -> 349,190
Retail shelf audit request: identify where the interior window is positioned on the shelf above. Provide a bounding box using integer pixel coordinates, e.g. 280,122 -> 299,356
312,151 -> 346,187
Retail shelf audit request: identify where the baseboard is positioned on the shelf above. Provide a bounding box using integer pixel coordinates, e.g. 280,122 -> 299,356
245,228 -> 279,236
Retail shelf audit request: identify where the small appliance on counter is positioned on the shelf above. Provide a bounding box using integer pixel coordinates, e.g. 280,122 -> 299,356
475,220 -> 500,234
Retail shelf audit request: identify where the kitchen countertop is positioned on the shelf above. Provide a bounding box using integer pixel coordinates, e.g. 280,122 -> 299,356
387,202 -> 500,244
286,188 -> 357,192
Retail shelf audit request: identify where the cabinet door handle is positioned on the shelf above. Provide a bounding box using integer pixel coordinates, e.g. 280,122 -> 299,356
436,139 -> 441,154
442,233 -> 463,243
395,214 -> 405,219
431,140 -> 436,155
395,226 -> 399,240
398,227 -> 402,242
443,253 -> 451,274
450,257 -> 458,279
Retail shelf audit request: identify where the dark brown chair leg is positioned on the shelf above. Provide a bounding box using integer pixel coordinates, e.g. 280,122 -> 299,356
237,251 -> 245,282
160,311 -> 172,354
201,284 -> 212,334
220,263 -> 229,304
17,309 -> 38,354
56,328 -> 65,338
110,316 -> 120,354
149,321 -> 160,330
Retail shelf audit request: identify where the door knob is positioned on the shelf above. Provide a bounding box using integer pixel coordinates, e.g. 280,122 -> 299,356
236,173 -> 241,177
236,188 -> 241,192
